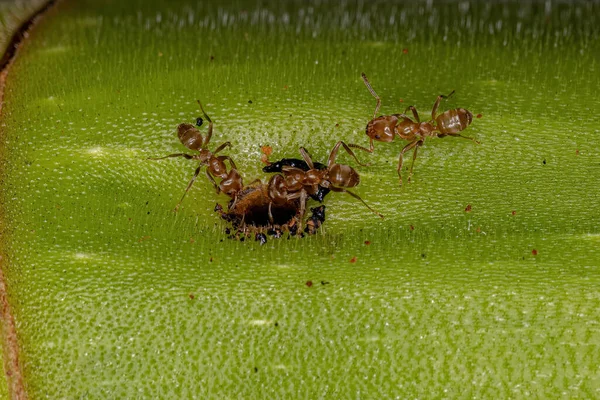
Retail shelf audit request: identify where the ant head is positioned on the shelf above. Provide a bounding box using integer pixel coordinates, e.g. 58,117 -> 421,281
177,123 -> 204,151
366,116 -> 397,142
328,163 -> 360,188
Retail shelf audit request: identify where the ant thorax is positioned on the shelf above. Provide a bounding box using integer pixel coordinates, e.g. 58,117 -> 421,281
304,169 -> 324,185
367,116 -> 397,142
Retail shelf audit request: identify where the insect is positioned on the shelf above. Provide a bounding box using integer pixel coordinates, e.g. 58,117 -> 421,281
263,158 -> 330,202
270,141 -> 384,227
149,100 -> 242,210
350,73 -> 479,186
215,180 -> 302,237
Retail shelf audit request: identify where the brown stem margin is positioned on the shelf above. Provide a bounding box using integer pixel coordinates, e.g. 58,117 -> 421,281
0,0 -> 60,399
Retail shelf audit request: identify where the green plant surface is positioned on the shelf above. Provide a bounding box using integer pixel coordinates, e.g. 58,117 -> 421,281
1,0 -> 600,397
0,2 -> 56,398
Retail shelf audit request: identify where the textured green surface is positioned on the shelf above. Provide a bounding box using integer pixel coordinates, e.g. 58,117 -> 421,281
1,0 -> 600,397
0,2 -> 55,399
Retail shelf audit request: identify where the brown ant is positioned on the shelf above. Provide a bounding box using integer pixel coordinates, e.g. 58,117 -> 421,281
350,73 -> 480,186
215,181 -> 301,237
267,141 -> 384,226
149,100 -> 242,210
263,158 -> 330,202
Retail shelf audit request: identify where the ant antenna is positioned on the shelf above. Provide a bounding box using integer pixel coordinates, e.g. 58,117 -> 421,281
346,189 -> 384,219
331,187 -> 384,219
361,72 -> 381,119
196,100 -> 211,123
440,90 -> 456,100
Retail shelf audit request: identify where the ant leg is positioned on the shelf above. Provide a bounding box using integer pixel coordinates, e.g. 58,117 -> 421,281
397,140 -> 420,186
361,72 -> 381,119
407,140 -> 424,183
348,138 -> 375,154
299,148 -> 315,169
431,90 -> 455,120
174,163 -> 204,211
147,153 -> 195,160
281,190 -> 306,232
404,106 -> 421,123
197,100 -> 213,147
217,154 -> 237,170
213,141 -> 231,155
247,178 -> 263,187
340,141 -> 370,166
296,190 -> 308,232
453,134 -> 481,145
328,141 -> 369,168
204,169 -> 220,193
229,195 -> 239,211
268,202 -> 275,224
330,186 -> 384,219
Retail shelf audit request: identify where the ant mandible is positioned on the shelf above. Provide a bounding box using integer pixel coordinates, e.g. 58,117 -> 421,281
149,100 -> 242,210
350,73 -> 480,186
267,141 -> 384,226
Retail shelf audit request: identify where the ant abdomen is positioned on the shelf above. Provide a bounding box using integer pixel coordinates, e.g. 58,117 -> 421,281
177,123 -> 203,150
328,164 -> 360,188
436,108 -> 473,135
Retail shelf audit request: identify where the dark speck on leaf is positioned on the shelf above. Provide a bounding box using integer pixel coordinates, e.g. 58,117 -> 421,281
195,117 -> 203,127
254,367 -> 258,373
543,159 -> 546,165
306,280 -> 313,287
255,232 -> 267,245
248,100 -> 253,104
421,253 -> 426,258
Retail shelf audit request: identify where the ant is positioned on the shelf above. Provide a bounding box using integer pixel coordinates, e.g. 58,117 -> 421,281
267,141 -> 384,226
350,73 -> 480,186
263,157 -> 330,202
149,100 -> 243,210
